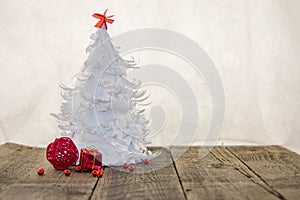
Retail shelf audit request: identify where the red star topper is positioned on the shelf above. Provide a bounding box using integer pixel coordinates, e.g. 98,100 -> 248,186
92,9 -> 114,29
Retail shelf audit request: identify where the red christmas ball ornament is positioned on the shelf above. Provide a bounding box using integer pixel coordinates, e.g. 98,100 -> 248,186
92,170 -> 98,177
46,137 -> 79,170
37,168 -> 44,175
143,159 -> 150,164
122,163 -> 129,168
64,169 -> 71,176
128,165 -> 135,171
75,166 -> 81,172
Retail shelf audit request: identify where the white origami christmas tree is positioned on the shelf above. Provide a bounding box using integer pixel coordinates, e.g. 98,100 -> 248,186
51,10 -> 156,166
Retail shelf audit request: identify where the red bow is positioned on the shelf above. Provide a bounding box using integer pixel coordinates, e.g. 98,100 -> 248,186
92,9 -> 114,29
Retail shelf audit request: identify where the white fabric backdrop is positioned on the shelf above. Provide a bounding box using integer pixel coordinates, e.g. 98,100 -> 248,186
0,0 -> 299,153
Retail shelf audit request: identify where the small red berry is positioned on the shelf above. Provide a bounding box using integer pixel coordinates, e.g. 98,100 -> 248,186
37,168 -> 44,175
64,169 -> 71,176
97,169 -> 104,177
128,165 -> 135,171
122,163 -> 129,168
92,170 -> 98,177
143,159 -> 150,164
75,166 -> 81,172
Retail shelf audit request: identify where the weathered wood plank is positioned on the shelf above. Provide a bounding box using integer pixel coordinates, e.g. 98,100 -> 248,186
0,143 -> 98,200
92,148 -> 186,200
228,145 -> 300,200
171,146 -> 280,200
1,143 -> 299,200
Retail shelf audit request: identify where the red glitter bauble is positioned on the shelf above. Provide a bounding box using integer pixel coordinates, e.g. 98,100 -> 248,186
46,137 -> 79,170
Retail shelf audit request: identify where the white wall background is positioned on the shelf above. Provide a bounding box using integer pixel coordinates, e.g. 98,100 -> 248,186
0,0 -> 299,153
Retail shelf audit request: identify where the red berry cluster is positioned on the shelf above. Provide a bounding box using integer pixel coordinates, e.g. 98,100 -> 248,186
122,162 -> 135,171
122,159 -> 150,172
92,169 -> 104,177
37,166 -> 105,177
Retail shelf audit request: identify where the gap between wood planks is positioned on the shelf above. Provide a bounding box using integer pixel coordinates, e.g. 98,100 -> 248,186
88,175 -> 101,200
88,146 -> 286,200
88,147 -> 187,200
61,145 -> 299,200
170,151 -> 188,200
211,147 -> 286,200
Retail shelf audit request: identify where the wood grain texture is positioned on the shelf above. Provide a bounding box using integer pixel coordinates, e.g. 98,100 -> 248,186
0,143 -> 98,200
170,146 -> 285,200
228,146 -> 300,200
1,143 -> 300,200
92,148 -> 186,200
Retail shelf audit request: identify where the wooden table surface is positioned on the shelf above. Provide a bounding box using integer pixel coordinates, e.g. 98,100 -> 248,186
0,143 -> 299,200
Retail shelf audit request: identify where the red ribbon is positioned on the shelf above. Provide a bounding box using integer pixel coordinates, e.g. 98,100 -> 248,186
92,9 -> 114,29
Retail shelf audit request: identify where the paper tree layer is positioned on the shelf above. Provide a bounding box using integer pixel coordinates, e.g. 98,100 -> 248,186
51,25 -> 156,166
